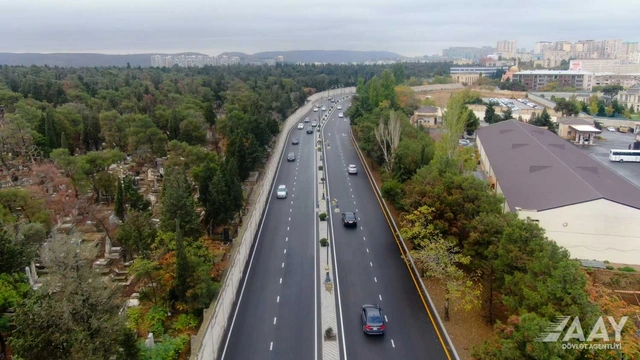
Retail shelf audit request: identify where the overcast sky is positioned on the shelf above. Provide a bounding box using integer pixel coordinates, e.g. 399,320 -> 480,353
1,0 -> 638,57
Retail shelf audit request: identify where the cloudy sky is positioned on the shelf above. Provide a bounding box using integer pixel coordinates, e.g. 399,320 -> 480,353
1,0 -> 638,57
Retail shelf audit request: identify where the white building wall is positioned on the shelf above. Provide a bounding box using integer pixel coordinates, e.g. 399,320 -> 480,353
518,199 -> 640,265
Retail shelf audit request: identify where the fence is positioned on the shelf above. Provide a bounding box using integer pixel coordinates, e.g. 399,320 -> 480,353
190,87 -> 355,360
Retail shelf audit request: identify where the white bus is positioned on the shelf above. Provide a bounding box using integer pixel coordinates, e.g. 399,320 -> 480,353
609,149 -> 640,162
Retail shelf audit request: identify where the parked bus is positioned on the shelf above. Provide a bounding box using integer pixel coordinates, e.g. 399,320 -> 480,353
609,149 -> 640,162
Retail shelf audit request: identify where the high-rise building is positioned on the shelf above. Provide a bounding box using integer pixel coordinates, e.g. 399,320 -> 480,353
534,41 -> 552,54
496,40 -> 517,57
441,46 -> 495,60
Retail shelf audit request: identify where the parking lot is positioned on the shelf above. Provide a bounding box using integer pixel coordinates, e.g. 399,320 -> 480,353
482,97 -> 540,111
577,130 -> 640,188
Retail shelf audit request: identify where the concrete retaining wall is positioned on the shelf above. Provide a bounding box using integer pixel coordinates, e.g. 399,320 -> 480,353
527,93 -> 557,109
191,87 -> 355,360
411,83 -> 464,93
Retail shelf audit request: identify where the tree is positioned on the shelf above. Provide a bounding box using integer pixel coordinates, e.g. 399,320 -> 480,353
114,177 -> 125,220
123,175 -> 150,212
117,210 -> 156,260
601,84 -> 624,104
501,107 -> 513,121
392,63 -> 406,85
178,115 -> 207,146
588,95 -> 599,115
9,240 -> 134,360
401,206 -> 482,321
465,107 -> 480,133
374,110 -> 401,174
529,108 -> 556,133
173,221 -> 190,304
554,97 -> 580,117
160,166 -> 201,239
484,103 -> 500,124
605,104 -> 614,117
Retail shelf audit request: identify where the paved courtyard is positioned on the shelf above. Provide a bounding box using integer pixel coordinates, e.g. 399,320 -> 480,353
576,130 -> 640,188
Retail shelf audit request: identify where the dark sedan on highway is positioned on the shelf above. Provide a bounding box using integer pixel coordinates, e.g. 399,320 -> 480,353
342,212 -> 357,227
361,304 -> 385,335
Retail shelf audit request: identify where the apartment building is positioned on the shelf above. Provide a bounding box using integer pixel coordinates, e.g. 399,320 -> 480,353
569,59 -> 640,74
497,40 -> 517,58
512,70 -> 595,91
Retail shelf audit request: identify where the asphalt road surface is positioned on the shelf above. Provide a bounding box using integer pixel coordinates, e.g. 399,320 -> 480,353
220,100 -> 330,360
322,103 -> 452,360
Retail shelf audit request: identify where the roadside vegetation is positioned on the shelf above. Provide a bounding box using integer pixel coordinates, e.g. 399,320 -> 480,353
347,66 -> 640,359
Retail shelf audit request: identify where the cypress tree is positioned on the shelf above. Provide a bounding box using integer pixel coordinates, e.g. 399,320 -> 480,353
114,178 -> 125,220
174,220 -> 190,303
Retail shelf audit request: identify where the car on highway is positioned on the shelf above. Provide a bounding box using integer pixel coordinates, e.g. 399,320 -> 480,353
347,164 -> 357,174
313,107 -> 318,112
306,126 -> 313,134
361,304 -> 385,335
337,105 -> 342,110
287,152 -> 295,162
292,137 -> 300,145
276,185 -> 288,199
297,123 -> 304,129
304,117 -> 310,123
608,126 -> 616,132
338,113 -> 344,118
342,211 -> 357,227
321,106 -> 326,111
311,121 -> 317,127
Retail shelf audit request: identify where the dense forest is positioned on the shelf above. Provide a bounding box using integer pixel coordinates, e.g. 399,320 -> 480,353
0,62 -> 450,359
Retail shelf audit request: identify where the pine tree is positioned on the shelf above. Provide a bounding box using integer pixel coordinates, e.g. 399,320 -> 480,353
484,103 -> 497,124
174,220 -> 190,303
114,177 -> 125,220
45,110 -> 58,150
160,167 -> 201,239
501,107 -> 513,121
60,132 -> 68,150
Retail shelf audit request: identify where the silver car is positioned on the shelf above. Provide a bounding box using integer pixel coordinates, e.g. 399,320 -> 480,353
348,165 -> 358,174
276,185 -> 288,199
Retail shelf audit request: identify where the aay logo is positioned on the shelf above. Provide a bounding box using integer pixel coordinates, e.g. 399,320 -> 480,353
537,316 -> 628,344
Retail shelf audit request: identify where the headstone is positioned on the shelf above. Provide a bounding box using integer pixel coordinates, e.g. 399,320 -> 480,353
30,262 -> 38,282
145,333 -> 155,348
104,237 -> 112,258
25,266 -> 34,286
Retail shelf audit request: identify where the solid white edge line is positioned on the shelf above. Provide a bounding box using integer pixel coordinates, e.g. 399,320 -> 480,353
322,100 -> 348,360
313,122 -> 318,360
220,105 -> 305,360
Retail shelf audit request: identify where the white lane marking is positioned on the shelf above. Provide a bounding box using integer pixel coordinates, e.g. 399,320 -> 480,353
379,294 -> 382,301
284,249 -> 287,254
370,262 -> 373,267
385,315 -> 388,322
292,194 -> 294,197
274,317 -> 277,325
366,248 -> 369,253
270,342 -> 273,351
391,339 -> 395,348
285,237 -> 288,242
363,236 -> 365,241
356,209 -> 358,212
360,226 -> 363,230
288,217 -> 291,221
352,194 -> 354,198
293,188 -> 295,191
374,277 -> 377,283
287,227 -> 290,231
277,296 -> 280,303
220,117 -> 298,360
295,177 -> 297,180
280,278 -> 282,284
354,201 -> 356,205
291,201 -> 293,204
282,262 -> 285,268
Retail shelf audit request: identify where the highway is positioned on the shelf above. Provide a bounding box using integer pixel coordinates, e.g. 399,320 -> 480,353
220,100 -> 329,360
322,101 -> 452,360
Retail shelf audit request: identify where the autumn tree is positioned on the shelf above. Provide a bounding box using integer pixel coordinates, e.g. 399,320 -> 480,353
401,206 -> 482,321
374,110 -> 401,174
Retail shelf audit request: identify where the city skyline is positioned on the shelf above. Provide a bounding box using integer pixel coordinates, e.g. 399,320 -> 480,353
1,0 -> 638,57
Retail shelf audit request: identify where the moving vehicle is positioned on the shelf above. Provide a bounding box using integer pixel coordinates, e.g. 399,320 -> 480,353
311,121 -> 317,127
287,152 -> 295,162
342,212 -> 357,227
338,113 -> 344,118
337,105 -> 342,110
292,137 -> 300,145
609,149 -> 640,162
276,185 -> 288,199
297,123 -> 304,129
304,117 -> 310,123
348,164 -> 357,174
608,127 -> 616,132
321,106 -> 326,111
306,127 -> 313,134
361,304 -> 385,335
313,107 -> 319,112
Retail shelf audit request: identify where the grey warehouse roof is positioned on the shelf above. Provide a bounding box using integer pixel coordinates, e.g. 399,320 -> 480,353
476,120 -> 640,211
415,106 -> 438,113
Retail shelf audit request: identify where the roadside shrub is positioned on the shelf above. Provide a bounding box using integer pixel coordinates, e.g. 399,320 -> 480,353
319,238 -> 329,247
319,212 -> 327,221
606,265 -> 614,270
618,266 -> 637,272
381,179 -> 404,209
171,313 -> 200,333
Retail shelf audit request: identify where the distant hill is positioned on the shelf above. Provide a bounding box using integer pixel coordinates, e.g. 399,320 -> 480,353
0,52 -> 207,67
219,50 -> 407,64
0,50 -> 406,67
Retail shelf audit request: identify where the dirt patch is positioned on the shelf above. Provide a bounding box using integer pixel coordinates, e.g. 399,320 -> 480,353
589,268 -> 640,306
424,278 -> 495,359
417,87 -> 527,108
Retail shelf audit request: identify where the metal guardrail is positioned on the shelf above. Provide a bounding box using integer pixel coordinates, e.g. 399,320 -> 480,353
349,130 -> 461,360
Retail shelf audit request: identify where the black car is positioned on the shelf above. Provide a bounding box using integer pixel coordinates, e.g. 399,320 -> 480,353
342,212 -> 357,227
287,152 -> 295,161
306,126 -> 313,134
361,304 -> 385,335
292,137 -> 300,145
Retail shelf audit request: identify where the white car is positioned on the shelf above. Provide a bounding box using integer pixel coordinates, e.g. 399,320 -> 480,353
338,113 -> 344,118
276,185 -> 288,199
313,107 -> 319,112
348,165 -> 358,175
311,121 -> 317,127
321,106 -> 326,111
607,127 -> 616,132
297,123 -> 304,130
337,105 -> 342,110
